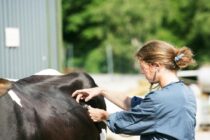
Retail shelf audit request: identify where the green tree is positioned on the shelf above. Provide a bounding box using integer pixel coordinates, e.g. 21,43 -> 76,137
187,0 -> 210,64
62,0 -> 210,73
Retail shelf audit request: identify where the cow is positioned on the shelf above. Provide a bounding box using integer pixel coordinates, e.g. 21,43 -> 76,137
0,71 -> 106,140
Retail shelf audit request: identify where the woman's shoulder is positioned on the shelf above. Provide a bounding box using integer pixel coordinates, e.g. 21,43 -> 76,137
142,82 -> 193,103
149,82 -> 195,106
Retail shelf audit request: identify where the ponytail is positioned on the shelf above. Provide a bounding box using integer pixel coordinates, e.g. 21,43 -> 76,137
174,47 -> 196,69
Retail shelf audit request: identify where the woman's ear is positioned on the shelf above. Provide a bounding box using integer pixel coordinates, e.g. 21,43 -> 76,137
151,63 -> 160,71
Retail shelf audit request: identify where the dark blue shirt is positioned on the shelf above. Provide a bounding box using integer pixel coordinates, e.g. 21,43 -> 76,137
107,81 -> 196,140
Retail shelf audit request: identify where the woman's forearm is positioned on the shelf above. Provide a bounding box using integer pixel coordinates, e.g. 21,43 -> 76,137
101,88 -> 131,110
72,87 -> 131,110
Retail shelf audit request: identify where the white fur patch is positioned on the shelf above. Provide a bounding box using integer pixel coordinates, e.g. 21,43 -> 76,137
34,69 -> 63,75
100,129 -> 106,140
8,90 -> 22,107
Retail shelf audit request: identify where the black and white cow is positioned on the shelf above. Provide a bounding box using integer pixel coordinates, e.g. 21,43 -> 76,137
0,71 -> 106,140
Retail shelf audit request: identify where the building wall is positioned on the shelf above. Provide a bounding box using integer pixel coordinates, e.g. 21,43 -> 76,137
0,0 -> 62,79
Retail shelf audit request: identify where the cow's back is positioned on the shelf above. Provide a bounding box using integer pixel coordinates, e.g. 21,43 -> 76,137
0,72 -> 106,140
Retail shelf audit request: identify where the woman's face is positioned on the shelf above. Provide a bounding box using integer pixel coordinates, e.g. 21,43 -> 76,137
139,60 -> 158,83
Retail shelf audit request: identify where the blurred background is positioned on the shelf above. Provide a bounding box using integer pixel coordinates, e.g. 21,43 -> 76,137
0,0 -> 210,139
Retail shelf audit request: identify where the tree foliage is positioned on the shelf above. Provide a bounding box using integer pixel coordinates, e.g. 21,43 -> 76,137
62,0 -> 210,73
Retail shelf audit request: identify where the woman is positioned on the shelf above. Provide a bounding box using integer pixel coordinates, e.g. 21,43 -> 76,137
72,40 -> 196,140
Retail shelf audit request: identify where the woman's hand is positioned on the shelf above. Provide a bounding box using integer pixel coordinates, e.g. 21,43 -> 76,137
72,87 -> 105,103
87,106 -> 109,122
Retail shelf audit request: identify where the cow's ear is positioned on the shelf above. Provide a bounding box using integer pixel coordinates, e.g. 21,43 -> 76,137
0,78 -> 12,96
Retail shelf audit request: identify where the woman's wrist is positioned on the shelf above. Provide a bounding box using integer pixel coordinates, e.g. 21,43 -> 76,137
102,110 -> 109,120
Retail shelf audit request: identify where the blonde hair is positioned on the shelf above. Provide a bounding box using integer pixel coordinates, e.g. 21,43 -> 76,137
136,40 -> 195,70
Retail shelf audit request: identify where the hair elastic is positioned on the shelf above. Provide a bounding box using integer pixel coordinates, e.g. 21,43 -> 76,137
174,53 -> 184,62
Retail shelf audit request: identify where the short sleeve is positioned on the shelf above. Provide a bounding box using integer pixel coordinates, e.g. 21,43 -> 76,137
107,95 -> 156,135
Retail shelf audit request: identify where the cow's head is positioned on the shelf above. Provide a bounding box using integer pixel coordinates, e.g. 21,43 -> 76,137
0,78 -> 12,96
